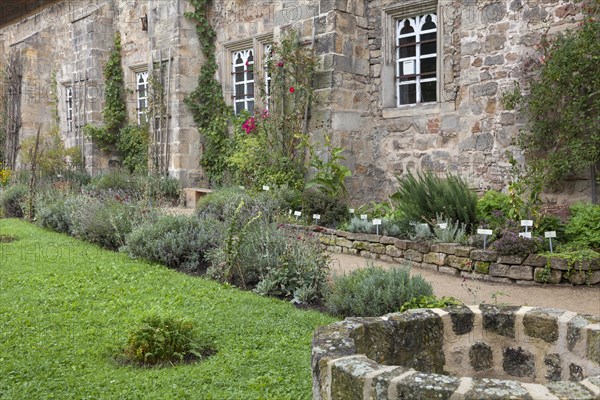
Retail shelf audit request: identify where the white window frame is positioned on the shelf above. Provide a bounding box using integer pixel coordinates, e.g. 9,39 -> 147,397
136,71 -> 149,125
264,43 -> 273,111
381,0 -> 441,114
232,49 -> 255,115
395,13 -> 438,106
65,86 -> 73,132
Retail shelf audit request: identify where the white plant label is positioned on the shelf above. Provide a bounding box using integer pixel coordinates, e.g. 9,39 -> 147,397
262,185 -> 270,191
294,211 -> 301,217
313,214 -> 321,220
477,229 -> 493,235
545,231 -> 557,238
519,232 -> 532,239
373,219 -> 382,226
438,223 -> 448,229
360,214 -> 368,221
349,208 -> 355,214
521,220 -> 533,227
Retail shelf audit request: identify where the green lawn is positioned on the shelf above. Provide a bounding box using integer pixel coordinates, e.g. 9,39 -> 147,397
0,219 -> 336,399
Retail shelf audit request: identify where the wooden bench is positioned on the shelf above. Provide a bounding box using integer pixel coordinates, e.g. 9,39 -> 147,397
184,187 -> 213,208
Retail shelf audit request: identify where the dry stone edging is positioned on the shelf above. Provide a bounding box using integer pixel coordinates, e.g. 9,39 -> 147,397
312,306 -> 600,400
288,225 -> 600,287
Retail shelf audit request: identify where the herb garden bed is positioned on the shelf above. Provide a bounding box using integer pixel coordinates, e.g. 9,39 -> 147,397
312,306 -> 600,400
288,225 -> 600,286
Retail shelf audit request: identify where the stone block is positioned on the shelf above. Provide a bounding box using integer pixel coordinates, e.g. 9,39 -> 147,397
534,267 -> 562,284
549,257 -> 569,271
330,356 -> 379,399
431,243 -> 458,255
388,310 -> 445,373
445,255 -> 473,271
464,379 -> 530,398
353,241 -> 369,250
348,232 -> 380,242
420,263 -> 438,272
469,342 -> 493,371
385,245 -> 403,258
455,246 -> 473,258
407,241 -> 431,253
544,353 -> 562,381
423,252 -> 446,266
394,239 -> 409,250
394,372 -> 460,399
474,261 -> 490,275
489,264 -> 533,281
449,305 -> 474,335
523,254 -> 548,267
404,249 -> 423,262
588,326 -> 600,364
523,308 -> 562,343
369,243 -> 386,254
471,249 -> 498,262
502,347 -> 536,378
380,236 -> 396,245
569,363 -> 584,381
497,255 -> 524,265
335,238 -> 353,248
438,266 -> 459,275
565,269 -> 600,285
547,381 -> 597,400
481,305 -> 519,338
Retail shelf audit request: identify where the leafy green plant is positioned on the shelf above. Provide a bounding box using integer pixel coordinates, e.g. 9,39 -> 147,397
324,263 -> 433,317
400,295 -> 462,312
476,190 -> 511,230
519,7 -> 600,189
306,135 -> 351,201
119,314 -> 215,366
123,214 -> 222,271
565,202 -> 600,250
0,183 -> 26,217
301,188 -> 349,228
391,172 -> 477,232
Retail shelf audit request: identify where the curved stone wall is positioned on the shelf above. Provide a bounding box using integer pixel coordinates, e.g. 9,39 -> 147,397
312,306 -> 600,399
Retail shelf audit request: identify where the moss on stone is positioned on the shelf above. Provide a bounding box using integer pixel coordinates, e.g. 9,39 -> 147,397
523,308 -> 562,343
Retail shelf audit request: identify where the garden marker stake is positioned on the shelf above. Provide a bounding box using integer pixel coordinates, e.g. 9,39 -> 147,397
477,229 -> 493,249
545,231 -> 557,253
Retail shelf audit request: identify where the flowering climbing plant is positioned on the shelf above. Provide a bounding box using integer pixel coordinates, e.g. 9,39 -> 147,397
225,30 -> 320,191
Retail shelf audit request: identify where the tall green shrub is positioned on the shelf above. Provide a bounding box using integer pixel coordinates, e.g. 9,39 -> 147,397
519,6 -> 600,188
565,202 -> 600,250
391,172 -> 477,232
0,184 -> 26,218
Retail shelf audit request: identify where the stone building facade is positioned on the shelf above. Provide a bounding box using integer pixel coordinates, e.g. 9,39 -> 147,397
0,0 -> 595,203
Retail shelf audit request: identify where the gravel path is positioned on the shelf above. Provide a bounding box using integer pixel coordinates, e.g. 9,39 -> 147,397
329,252 -> 600,316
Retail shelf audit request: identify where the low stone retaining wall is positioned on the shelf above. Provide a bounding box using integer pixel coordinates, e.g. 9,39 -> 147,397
293,226 -> 600,286
312,306 -> 600,399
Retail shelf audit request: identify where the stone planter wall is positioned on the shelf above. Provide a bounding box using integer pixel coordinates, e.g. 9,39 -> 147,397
292,225 -> 600,286
312,306 -> 600,400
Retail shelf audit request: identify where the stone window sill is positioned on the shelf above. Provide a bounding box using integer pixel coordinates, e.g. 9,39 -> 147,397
382,102 -> 441,119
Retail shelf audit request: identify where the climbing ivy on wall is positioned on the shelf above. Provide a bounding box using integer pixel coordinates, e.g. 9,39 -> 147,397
184,0 -> 232,185
84,33 -> 127,150
84,32 -> 148,172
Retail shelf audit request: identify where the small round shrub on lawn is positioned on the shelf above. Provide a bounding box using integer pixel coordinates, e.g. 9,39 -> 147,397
324,263 -> 433,318
119,314 -> 215,367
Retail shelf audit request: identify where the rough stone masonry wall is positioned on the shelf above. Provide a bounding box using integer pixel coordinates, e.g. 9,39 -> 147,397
296,225 -> 600,286
312,306 -> 600,400
327,0 -> 594,204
